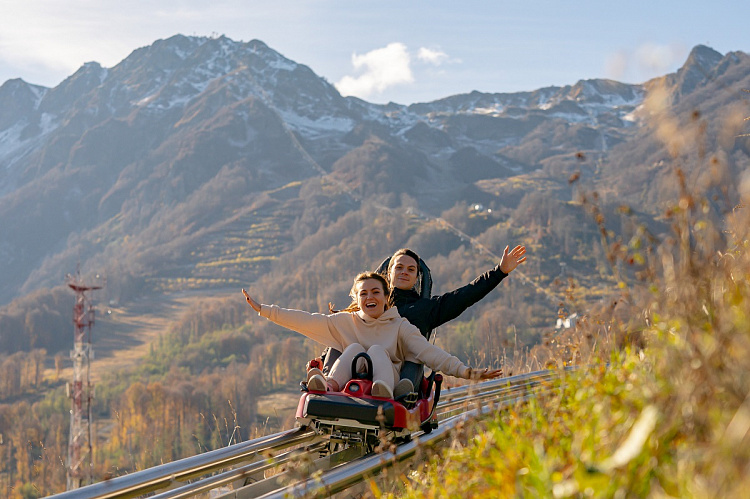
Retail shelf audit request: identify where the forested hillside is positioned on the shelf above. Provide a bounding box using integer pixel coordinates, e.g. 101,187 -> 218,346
0,35 -> 748,495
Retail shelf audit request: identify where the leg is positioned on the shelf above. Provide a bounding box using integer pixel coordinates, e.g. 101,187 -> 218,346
321,347 -> 342,376
399,361 -> 424,389
367,345 -> 395,392
328,343 -> 366,391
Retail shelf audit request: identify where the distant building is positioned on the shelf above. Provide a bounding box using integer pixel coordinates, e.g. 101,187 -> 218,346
556,312 -> 578,330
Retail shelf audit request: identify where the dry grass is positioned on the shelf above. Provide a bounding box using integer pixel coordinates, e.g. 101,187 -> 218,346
365,87 -> 750,497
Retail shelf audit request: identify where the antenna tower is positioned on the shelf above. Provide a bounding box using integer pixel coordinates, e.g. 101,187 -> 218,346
65,269 -> 102,490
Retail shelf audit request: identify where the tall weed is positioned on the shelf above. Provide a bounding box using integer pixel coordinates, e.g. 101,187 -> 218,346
375,94 -> 750,497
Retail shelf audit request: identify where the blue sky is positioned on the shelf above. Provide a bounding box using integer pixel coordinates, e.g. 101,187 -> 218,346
1,1 -> 747,105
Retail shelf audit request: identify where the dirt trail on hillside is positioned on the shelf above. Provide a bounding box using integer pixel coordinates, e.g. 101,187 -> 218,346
46,290 -> 236,383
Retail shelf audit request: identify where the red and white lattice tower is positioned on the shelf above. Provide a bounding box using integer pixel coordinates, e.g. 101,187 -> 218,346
65,270 -> 102,490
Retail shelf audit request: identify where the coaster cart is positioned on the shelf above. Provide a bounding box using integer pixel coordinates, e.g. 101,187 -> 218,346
296,353 -> 443,455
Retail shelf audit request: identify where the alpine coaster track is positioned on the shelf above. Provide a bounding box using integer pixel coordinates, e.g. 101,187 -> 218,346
48,369 -> 566,499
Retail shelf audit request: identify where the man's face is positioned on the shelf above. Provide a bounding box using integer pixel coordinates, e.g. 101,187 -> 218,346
389,254 -> 418,290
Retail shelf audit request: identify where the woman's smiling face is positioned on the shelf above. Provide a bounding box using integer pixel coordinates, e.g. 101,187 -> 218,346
356,278 -> 387,319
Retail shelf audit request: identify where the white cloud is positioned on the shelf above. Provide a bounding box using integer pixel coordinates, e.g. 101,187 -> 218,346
0,1 -> 179,85
0,1 -> 301,86
418,47 -> 449,66
605,42 -> 687,83
634,42 -> 686,73
335,42 -> 413,99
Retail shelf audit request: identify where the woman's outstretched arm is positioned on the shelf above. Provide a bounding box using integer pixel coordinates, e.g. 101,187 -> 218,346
242,289 -> 261,312
400,321 -> 503,380
464,367 -> 504,380
241,289 -> 346,350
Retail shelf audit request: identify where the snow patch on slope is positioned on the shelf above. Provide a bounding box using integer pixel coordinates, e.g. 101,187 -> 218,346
279,109 -> 355,138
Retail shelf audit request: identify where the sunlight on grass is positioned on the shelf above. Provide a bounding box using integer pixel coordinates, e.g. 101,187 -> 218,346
372,94 -> 750,497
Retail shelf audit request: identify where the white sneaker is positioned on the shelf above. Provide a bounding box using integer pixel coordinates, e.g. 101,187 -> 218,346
371,380 -> 394,399
307,367 -> 324,381
394,379 -> 414,398
307,374 -> 327,392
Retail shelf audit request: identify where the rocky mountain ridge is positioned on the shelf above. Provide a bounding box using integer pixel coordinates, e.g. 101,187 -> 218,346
0,35 -> 748,355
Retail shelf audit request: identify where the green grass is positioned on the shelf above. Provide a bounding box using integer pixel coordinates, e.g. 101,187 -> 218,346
379,355 -> 659,498
382,330 -> 748,497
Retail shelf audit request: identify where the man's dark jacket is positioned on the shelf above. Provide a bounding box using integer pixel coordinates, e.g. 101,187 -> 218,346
321,265 -> 508,377
392,265 -> 508,340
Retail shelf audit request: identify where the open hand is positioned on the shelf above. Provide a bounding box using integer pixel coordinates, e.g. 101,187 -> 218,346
469,367 -> 504,380
242,289 -> 261,313
499,245 -> 527,274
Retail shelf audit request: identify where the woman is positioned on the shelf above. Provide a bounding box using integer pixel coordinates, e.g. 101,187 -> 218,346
242,272 -> 501,399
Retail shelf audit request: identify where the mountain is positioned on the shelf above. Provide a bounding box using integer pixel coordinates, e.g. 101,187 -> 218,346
0,35 -> 748,355
664,45 -> 724,100
595,45 -> 750,207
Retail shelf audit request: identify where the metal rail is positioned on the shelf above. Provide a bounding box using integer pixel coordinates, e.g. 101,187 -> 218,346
47,427 -> 318,499
437,369 -> 560,403
260,387 -> 549,498
48,368 -> 563,499
145,441 -> 330,499
257,369 -> 562,498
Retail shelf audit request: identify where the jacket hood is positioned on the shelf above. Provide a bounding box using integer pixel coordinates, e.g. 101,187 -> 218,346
356,306 -> 401,325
